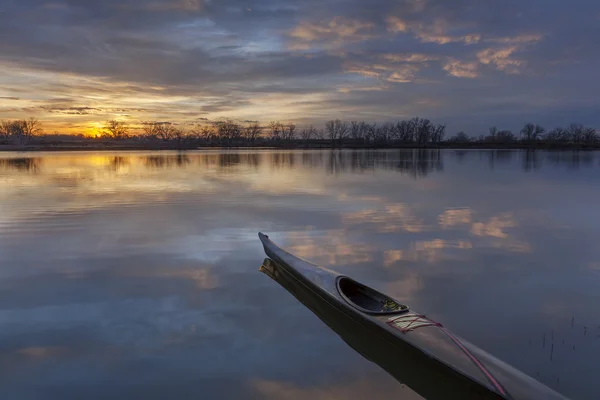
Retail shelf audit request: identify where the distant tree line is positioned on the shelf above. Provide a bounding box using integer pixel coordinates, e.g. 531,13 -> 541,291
449,123 -> 599,145
1,117 -> 598,149
108,117 -> 448,148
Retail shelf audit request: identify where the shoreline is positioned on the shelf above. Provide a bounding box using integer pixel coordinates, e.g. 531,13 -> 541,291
1,142 -> 600,152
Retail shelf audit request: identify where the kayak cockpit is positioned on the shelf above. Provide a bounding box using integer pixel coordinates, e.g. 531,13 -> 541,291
337,277 -> 409,315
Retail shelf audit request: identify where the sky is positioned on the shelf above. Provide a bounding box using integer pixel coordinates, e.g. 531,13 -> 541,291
0,0 -> 599,136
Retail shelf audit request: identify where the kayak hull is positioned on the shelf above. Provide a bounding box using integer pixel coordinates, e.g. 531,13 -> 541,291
258,233 -> 568,400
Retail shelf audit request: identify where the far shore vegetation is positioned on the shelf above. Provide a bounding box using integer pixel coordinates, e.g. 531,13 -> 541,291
1,117 -> 599,151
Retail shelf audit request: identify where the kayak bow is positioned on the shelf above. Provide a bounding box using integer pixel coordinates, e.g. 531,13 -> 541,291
258,232 -> 568,400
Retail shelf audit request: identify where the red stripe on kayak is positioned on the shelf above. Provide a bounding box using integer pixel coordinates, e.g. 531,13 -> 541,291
440,327 -> 509,398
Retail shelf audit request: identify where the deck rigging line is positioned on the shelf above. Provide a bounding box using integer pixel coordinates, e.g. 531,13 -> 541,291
388,314 -> 511,398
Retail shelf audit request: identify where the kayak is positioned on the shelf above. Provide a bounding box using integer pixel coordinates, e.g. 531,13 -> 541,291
258,232 -> 568,400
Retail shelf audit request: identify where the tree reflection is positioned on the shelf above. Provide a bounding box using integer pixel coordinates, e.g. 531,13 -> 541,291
143,154 -> 190,169
107,156 -> 130,171
134,150 -> 599,175
0,157 -> 42,173
522,150 -> 540,172
271,152 -> 296,170
453,150 -> 469,163
546,151 -> 594,170
321,150 -> 443,178
484,150 -> 515,170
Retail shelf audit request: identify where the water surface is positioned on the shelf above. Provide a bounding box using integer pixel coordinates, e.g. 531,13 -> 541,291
1,150 -> 599,399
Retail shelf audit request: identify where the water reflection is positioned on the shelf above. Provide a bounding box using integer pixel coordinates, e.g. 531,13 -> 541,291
1,150 -> 599,178
0,149 -> 599,399
546,151 -> 595,170
523,150 -> 540,172
0,157 -> 42,173
107,156 -> 130,172
144,154 -> 190,168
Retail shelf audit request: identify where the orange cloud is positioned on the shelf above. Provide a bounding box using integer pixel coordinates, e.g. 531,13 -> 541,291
344,53 -> 429,83
443,59 -> 479,78
343,203 -> 426,233
470,212 -> 516,238
486,34 -> 543,44
386,17 -> 481,45
288,17 -> 374,50
477,35 -> 542,74
384,239 -> 473,266
144,0 -> 204,12
477,47 -> 524,74
382,53 -> 440,63
252,378 -> 419,400
438,208 -> 473,227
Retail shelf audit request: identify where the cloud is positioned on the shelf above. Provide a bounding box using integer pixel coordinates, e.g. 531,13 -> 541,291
470,212 -> 516,239
345,62 -> 422,83
147,0 -> 205,12
486,34 -> 544,44
382,53 -> 440,63
477,46 -> 524,74
252,378 -> 419,400
438,208 -> 473,228
284,230 -> 374,266
384,239 -> 473,266
475,34 -> 543,74
387,16 -> 409,33
386,16 -> 481,45
288,17 -> 374,50
342,203 -> 426,233
343,52 -> 436,83
443,59 -> 479,78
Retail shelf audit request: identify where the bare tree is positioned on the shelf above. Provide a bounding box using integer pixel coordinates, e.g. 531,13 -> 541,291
394,121 -> 411,143
215,119 -> 242,144
300,125 -> 317,140
567,124 -> 584,144
103,120 -> 129,140
582,127 -> 598,144
431,124 -> 446,143
283,123 -> 296,141
375,123 -> 393,143
545,127 -> 568,142
365,123 -> 377,144
142,121 -> 163,141
325,119 -> 349,145
172,128 -> 188,148
193,125 -> 216,142
350,121 -> 367,140
244,122 -> 262,143
23,118 -> 43,137
409,117 -> 432,145
278,123 -> 296,141
520,123 -> 545,141
1,118 -> 43,146
488,126 -> 497,141
268,121 -> 282,141
0,121 -> 10,141
157,124 -> 176,141
449,132 -> 471,142
496,130 -> 515,142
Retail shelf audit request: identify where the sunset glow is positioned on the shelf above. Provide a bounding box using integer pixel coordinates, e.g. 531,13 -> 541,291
1,1 -> 599,135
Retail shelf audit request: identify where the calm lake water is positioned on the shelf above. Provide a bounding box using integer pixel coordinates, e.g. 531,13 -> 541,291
1,149 -> 599,399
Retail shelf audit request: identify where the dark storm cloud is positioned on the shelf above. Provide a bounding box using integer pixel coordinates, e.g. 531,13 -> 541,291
0,0 -> 599,133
